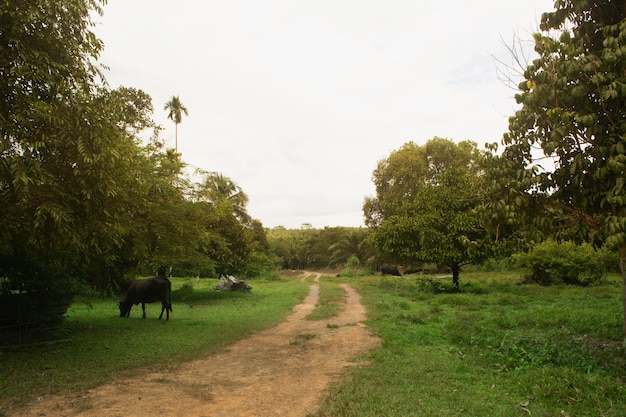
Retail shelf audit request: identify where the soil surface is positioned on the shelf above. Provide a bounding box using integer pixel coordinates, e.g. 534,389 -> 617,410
12,272 -> 381,417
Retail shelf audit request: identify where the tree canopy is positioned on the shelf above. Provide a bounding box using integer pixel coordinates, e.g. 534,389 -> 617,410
487,0 -> 626,342
365,138 -> 485,287
195,171 -> 251,225
1,0 -> 130,291
0,0 -> 273,295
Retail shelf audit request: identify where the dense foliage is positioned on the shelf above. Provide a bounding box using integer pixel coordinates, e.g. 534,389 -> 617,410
483,0 -> 626,341
267,227 -> 373,271
0,0 -> 274,295
513,239 -> 611,286
364,138 -> 486,287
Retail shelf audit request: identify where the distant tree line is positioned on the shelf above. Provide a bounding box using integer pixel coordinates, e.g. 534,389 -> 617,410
266,227 -> 374,271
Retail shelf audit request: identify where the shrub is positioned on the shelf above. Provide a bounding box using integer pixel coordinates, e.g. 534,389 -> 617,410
513,240 -> 606,286
477,257 -> 515,272
241,252 -> 281,278
338,256 -> 373,277
416,277 -> 455,294
596,246 -> 621,273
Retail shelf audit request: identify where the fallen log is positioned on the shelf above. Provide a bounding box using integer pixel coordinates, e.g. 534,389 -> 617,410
213,275 -> 252,291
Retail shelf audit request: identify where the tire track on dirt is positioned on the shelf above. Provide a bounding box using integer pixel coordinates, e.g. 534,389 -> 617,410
13,272 -> 380,417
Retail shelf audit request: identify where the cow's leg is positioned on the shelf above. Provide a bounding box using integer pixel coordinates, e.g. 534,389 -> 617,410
158,303 -> 165,320
141,303 -> 147,318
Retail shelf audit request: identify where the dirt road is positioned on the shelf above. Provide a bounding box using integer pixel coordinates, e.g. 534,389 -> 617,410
13,272 -> 380,417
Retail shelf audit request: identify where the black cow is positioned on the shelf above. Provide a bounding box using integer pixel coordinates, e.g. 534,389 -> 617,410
381,264 -> 402,276
118,277 -> 172,320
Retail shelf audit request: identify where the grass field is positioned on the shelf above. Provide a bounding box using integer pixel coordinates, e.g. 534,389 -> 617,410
312,271 -> 626,417
0,276 -> 309,413
1,271 -> 625,417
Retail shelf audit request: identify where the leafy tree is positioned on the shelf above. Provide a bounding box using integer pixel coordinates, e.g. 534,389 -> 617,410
0,0 -> 148,292
196,202 -> 250,275
487,0 -> 626,343
365,138 -> 485,288
241,219 -> 279,277
65,87 -> 161,290
164,96 -> 188,152
129,141 -> 198,276
266,227 -> 306,270
0,0 -> 277,295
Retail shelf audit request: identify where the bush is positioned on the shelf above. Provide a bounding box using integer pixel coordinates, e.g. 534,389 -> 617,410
241,252 -> 281,278
416,276 -> 455,294
338,256 -> 373,277
477,257 -> 515,272
513,240 -> 606,286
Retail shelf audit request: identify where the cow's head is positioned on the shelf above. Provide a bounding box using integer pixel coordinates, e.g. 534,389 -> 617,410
118,301 -> 131,318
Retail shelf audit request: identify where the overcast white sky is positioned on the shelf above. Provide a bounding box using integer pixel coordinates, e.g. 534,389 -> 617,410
93,0 -> 554,229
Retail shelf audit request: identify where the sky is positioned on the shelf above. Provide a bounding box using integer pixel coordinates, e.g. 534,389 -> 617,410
92,0 -> 555,229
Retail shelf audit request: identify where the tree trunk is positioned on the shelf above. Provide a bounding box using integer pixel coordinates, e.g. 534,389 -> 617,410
175,122 -> 179,153
619,243 -> 626,347
451,263 -> 460,290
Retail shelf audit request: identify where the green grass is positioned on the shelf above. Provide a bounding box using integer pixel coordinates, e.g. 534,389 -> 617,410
311,271 -> 626,417
306,277 -> 345,321
0,276 -> 309,412
3,271 -> 626,417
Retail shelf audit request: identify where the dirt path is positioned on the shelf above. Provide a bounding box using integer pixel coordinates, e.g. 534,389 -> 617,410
13,273 -> 380,417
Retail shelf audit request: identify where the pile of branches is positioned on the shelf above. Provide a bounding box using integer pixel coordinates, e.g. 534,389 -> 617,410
213,275 -> 252,291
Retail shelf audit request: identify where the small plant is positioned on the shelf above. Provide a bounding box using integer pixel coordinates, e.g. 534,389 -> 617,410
478,257 -> 515,272
307,304 -> 341,321
291,333 -> 316,345
417,277 -> 454,294
338,256 -> 374,277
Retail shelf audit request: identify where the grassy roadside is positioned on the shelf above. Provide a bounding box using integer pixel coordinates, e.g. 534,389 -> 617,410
0,277 -> 309,412
311,271 -> 626,417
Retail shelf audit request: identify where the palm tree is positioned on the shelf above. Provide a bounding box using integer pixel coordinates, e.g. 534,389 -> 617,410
197,172 -> 251,224
328,229 -> 372,267
164,96 -> 188,152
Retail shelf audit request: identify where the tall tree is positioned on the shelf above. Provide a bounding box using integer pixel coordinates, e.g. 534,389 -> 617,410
0,0 -> 200,291
365,138 -> 485,288
0,0 -> 137,292
164,96 -> 188,152
489,0 -> 626,343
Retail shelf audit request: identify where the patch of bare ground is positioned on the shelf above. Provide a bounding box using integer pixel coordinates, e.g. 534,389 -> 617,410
12,272 -> 380,417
